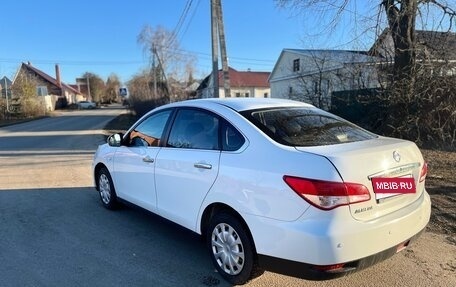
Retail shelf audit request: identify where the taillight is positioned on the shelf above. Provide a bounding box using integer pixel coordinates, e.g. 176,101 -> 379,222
419,162 -> 428,182
283,176 -> 370,210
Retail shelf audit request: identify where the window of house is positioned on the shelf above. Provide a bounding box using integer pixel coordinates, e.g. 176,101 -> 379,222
245,92 -> 250,97
293,59 -> 300,72
264,93 -> 269,98
289,86 -> 293,94
314,81 -> 320,94
36,86 -> 48,97
357,71 -> 365,87
235,92 -> 241,97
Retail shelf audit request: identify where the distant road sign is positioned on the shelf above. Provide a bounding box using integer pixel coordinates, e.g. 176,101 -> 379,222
119,87 -> 128,97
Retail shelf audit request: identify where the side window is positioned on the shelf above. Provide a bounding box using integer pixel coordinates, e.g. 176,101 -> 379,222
167,109 -> 219,150
129,110 -> 172,147
222,121 -> 245,151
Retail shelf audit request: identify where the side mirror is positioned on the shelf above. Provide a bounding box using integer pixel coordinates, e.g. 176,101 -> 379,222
107,133 -> 122,147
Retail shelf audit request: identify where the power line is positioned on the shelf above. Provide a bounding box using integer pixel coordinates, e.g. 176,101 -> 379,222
168,0 -> 193,48
0,58 -> 143,66
0,49 -> 276,67
150,44 -> 276,63
178,0 -> 202,43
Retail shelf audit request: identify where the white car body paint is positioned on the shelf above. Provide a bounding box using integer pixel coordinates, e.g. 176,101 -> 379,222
93,98 -> 431,279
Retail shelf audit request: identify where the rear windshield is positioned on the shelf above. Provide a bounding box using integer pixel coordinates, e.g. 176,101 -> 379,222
242,107 -> 376,146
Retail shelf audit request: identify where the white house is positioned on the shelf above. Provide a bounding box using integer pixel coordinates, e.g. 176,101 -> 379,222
197,67 -> 270,98
269,49 -> 384,110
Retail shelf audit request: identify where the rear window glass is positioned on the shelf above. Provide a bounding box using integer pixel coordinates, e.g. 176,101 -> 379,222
242,107 -> 376,146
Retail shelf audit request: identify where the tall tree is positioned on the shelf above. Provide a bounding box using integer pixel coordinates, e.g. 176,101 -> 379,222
382,0 -> 418,94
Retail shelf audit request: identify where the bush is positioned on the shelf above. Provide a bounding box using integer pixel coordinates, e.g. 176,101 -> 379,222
332,74 -> 455,151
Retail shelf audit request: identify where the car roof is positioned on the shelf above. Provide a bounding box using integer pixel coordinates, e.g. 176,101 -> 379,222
169,98 -> 314,112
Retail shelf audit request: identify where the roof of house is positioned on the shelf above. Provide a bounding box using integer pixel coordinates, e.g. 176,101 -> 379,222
415,30 -> 456,60
369,29 -> 456,60
282,49 -> 382,65
18,63 -> 80,94
198,67 -> 270,90
221,67 -> 270,88
69,84 -> 80,92
1,76 -> 12,88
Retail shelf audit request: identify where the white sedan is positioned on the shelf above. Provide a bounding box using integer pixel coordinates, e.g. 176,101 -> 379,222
92,98 -> 431,285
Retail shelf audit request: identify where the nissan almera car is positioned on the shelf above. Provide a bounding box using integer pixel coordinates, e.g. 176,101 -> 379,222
92,98 -> 431,285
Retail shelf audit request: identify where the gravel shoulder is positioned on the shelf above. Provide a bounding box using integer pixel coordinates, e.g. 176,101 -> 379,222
421,149 -> 456,243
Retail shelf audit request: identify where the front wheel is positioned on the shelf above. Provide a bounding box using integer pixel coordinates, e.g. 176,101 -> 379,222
206,212 -> 260,285
97,167 -> 118,210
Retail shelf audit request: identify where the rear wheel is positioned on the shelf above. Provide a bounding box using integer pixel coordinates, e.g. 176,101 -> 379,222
206,212 -> 259,285
97,167 -> 118,210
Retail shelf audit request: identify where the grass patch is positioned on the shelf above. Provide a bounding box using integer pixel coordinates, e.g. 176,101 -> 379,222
104,112 -> 138,134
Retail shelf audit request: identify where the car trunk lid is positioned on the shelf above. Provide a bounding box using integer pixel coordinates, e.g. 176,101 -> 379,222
296,136 -> 426,221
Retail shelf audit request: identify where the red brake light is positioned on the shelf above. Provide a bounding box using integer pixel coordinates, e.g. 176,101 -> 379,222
312,263 -> 346,272
419,162 -> 428,182
283,176 -> 371,210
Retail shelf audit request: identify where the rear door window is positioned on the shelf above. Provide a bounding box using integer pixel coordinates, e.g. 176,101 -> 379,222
167,109 -> 220,150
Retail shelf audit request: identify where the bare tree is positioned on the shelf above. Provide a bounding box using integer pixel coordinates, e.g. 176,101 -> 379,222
127,70 -> 168,117
82,72 -> 105,104
11,73 -> 44,117
137,25 -> 197,86
105,74 -> 121,104
276,0 -> 456,150
276,0 -> 456,96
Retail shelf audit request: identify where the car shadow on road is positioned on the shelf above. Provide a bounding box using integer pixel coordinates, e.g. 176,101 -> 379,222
0,187 -> 231,287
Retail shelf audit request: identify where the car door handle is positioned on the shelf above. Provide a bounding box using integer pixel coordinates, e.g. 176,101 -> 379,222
142,156 -> 154,163
194,163 -> 212,169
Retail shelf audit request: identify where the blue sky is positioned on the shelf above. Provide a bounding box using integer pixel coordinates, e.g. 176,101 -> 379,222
0,0 -> 381,84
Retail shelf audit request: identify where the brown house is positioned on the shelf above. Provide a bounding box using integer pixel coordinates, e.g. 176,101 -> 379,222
13,62 -> 82,110
197,67 -> 271,98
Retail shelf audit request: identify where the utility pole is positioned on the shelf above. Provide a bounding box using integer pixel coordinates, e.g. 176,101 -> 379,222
152,44 -> 158,98
154,49 -> 171,103
86,76 -> 91,101
211,0 -> 219,98
2,78 -> 9,112
216,0 -> 231,97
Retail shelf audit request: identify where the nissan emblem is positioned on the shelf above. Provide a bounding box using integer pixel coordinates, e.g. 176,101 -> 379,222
393,151 -> 401,163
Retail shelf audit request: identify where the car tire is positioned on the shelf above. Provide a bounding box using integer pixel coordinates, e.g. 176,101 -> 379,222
206,212 -> 260,285
97,167 -> 118,210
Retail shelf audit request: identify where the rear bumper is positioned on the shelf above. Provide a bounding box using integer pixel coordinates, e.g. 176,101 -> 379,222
258,228 -> 424,280
244,190 -> 431,277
